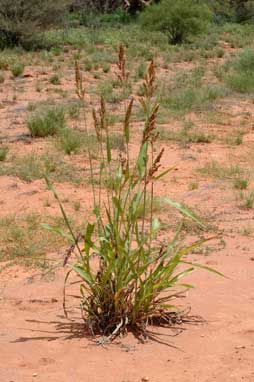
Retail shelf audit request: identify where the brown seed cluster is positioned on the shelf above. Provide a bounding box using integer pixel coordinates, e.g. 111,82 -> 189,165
142,103 -> 160,144
147,148 -> 164,184
92,97 -> 108,142
117,44 -> 129,84
75,60 -> 85,101
143,59 -> 156,100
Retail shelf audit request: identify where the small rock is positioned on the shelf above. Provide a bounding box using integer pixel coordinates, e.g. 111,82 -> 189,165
141,378 -> 149,382
32,373 -> 38,377
235,345 -> 245,350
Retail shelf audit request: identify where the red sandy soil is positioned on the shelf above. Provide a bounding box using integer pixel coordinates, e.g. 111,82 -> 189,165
1,244 -> 254,382
1,53 -> 254,381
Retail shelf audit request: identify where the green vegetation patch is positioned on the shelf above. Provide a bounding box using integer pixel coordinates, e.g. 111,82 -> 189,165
27,106 -> 66,137
0,152 -> 82,184
0,213 -> 81,268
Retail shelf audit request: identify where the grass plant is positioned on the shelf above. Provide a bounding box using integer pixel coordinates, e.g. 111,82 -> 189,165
45,48 -> 221,340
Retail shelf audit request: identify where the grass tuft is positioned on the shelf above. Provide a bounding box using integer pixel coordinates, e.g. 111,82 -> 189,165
0,146 -> 8,161
159,126 -> 213,144
10,63 -> 25,77
223,49 -> 254,93
59,128 -> 82,155
238,191 -> 254,209
233,177 -> 249,190
27,106 -> 65,137
198,161 -> 244,180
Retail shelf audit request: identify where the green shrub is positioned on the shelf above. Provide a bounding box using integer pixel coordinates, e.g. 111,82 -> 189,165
234,48 -> 254,72
102,63 -> 110,73
10,63 -> 25,77
140,0 -> 211,44
227,73 -> 254,93
27,106 -> 65,137
234,177 -> 249,190
225,49 -> 254,93
59,128 -> 82,154
216,47 -> 225,58
49,74 -> 61,85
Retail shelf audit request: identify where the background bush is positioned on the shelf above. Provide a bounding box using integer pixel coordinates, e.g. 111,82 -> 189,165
139,0 -> 211,44
0,0 -> 70,49
206,0 -> 254,23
